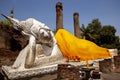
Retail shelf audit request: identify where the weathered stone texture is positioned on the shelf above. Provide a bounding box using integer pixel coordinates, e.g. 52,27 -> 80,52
57,64 -> 82,80
56,2 -> 63,31
99,59 -> 113,73
114,56 -> 120,72
73,12 -> 81,38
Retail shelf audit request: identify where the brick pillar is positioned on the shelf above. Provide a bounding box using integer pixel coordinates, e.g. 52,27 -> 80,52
10,8 -> 14,18
9,8 -> 14,27
73,12 -> 81,38
56,2 -> 63,31
114,55 -> 120,72
99,59 -> 113,73
57,64 -> 82,80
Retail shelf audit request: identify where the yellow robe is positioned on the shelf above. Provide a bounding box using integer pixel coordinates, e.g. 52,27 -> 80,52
55,29 -> 111,61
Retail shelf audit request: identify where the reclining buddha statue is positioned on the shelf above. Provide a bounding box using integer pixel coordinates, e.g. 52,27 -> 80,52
2,14 -> 111,69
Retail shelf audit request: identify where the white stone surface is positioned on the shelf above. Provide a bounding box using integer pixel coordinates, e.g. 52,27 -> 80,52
2,60 -> 94,79
2,64 -> 58,79
2,58 -> 66,79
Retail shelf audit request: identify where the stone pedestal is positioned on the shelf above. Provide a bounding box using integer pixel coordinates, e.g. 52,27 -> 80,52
57,64 -> 82,80
81,67 -> 95,80
99,59 -> 113,73
2,61 -> 93,80
91,70 -> 102,79
2,64 -> 58,80
114,55 -> 120,72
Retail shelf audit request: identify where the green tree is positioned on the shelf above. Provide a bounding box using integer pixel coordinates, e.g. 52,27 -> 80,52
100,25 -> 116,45
100,25 -> 120,50
0,20 -> 13,27
80,19 -> 120,53
81,19 -> 102,45
80,24 -> 87,39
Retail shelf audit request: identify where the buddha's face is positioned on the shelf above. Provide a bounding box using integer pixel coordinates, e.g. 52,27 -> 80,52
37,28 -> 53,44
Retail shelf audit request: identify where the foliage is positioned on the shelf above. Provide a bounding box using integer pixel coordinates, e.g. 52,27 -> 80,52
80,19 -> 120,54
0,20 -> 13,27
81,19 -> 102,45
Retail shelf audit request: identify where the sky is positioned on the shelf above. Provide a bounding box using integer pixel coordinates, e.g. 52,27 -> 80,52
0,0 -> 120,36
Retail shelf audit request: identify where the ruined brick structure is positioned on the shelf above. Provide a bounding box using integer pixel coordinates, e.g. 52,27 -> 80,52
99,59 -> 113,73
114,55 -> 120,72
73,12 -> 81,38
10,8 -> 14,18
57,64 -> 82,80
56,2 -> 63,31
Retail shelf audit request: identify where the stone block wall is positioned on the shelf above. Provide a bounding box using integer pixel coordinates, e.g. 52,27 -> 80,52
99,56 -> 120,73
99,59 -> 113,73
114,55 -> 120,72
57,64 -> 82,80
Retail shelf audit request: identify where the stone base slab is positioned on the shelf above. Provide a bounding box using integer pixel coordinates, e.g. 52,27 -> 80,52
2,64 -> 58,80
2,60 -> 95,80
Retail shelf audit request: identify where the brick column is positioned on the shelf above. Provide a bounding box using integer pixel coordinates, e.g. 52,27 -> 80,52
56,2 -> 63,31
73,12 -> 81,38
57,64 -> 82,80
114,55 -> 120,72
10,8 -> 14,18
99,59 -> 113,73
10,8 -> 14,27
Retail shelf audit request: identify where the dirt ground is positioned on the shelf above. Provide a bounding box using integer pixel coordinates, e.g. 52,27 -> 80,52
102,73 -> 120,80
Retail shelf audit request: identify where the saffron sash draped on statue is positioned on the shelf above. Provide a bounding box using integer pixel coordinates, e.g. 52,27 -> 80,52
55,29 -> 111,61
